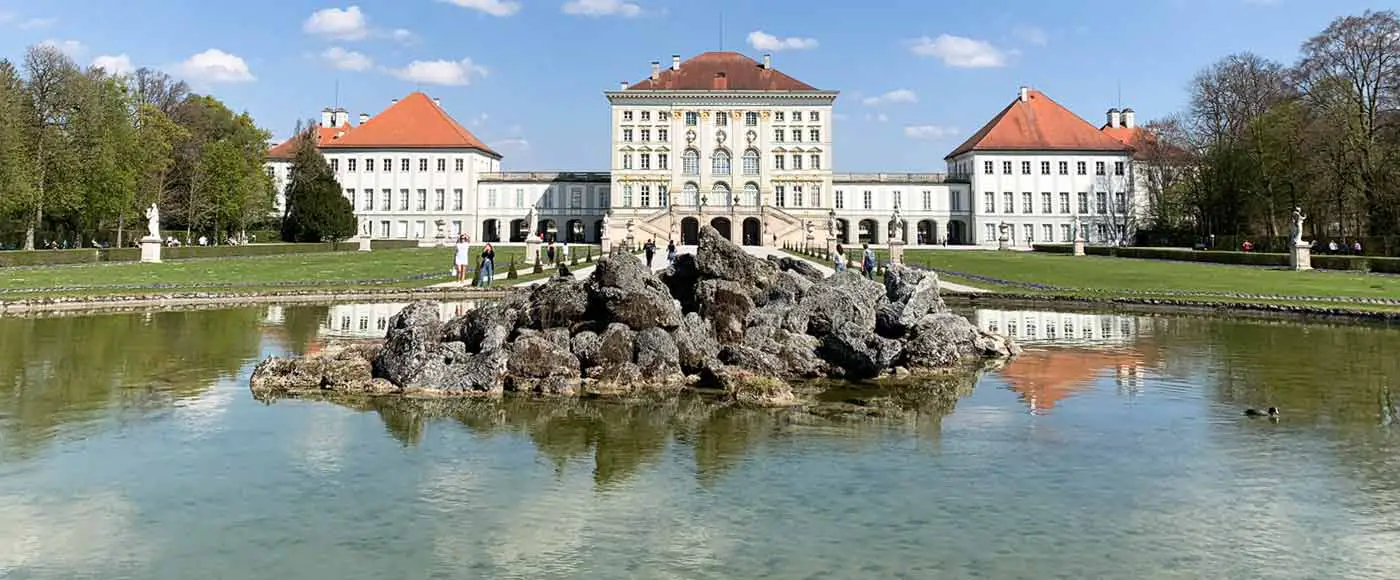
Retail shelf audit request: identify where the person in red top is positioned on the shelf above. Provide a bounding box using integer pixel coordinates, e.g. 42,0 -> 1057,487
1241,240 -> 1254,252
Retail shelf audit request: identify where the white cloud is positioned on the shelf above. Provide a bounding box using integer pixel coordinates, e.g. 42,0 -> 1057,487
904,124 -> 959,140
438,0 -> 521,17
91,54 -> 135,75
20,17 -> 56,29
1013,25 -> 1048,46
304,6 -> 370,40
864,112 -> 889,123
562,0 -> 642,17
747,30 -> 818,51
173,49 -> 255,83
908,34 -> 1010,68
391,58 -> 488,86
469,112 -> 489,127
494,138 -> 529,150
38,39 -> 85,58
389,28 -> 418,44
321,47 -> 373,71
862,89 -> 918,106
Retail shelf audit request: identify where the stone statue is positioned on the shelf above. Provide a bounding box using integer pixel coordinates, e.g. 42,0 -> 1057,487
602,211 -> 611,236
998,221 -> 1010,241
890,208 -> 905,241
805,220 -> 813,234
1291,207 -> 1307,245
144,203 -> 160,239
826,213 -> 836,235
1072,216 -> 1085,241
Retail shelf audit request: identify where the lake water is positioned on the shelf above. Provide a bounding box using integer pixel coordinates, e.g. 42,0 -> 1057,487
2,302 -> 1399,579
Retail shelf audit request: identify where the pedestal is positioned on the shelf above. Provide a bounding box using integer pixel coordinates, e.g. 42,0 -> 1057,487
888,240 -> 906,265
600,235 -> 612,253
997,237 -> 1010,251
1072,238 -> 1086,256
1289,243 -> 1312,271
358,236 -> 372,252
825,237 -> 836,261
139,237 -> 162,263
526,240 -> 541,264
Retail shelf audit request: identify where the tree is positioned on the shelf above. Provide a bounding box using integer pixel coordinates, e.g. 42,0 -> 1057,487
0,60 -> 34,242
16,44 -> 81,250
280,132 -> 353,242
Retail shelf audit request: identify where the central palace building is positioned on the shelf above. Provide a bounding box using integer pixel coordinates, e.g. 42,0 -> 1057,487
266,51 -> 1152,248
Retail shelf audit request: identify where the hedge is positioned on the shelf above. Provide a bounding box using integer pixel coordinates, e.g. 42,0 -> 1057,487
0,240 -> 421,267
1031,244 -> 1400,273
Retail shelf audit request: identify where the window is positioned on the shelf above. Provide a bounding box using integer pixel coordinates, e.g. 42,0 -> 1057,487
599,188 -> 610,207
1061,224 -> 1072,242
863,190 -> 873,210
792,185 -> 804,207
809,111 -> 819,122
437,158 -> 446,172
1059,192 -> 1070,214
622,153 -> 633,170
682,149 -> 699,174
622,185 -> 633,207
682,182 -> 698,207
775,185 -> 786,207
745,112 -> 758,126
365,159 -> 375,172
658,185 -> 669,207
1003,192 -> 1014,213
984,161 -> 994,175
791,154 -> 802,170
774,154 -> 785,170
811,186 -> 821,207
1043,224 -> 1053,241
401,159 -> 410,172
1022,161 -> 1032,175
641,129 -> 650,142
347,159 -> 357,172
380,221 -> 390,238
1095,161 -> 1106,176
715,112 -> 727,126
744,182 -> 759,206
381,189 -> 391,211
1096,192 -> 1108,214
1022,192 -> 1033,214
640,153 -> 651,170
685,111 -> 698,126
714,182 -> 732,206
640,185 -> 652,207
434,189 -> 445,211
1114,161 -> 1125,176
659,128 -> 668,141
835,190 -> 845,209
330,159 -> 339,172
712,149 -> 731,174
1003,161 -> 1013,174
419,159 -> 429,172
1114,192 -> 1127,214
658,153 -> 669,170
809,129 -> 820,142
345,189 -> 355,206
1041,161 -> 1050,175
791,110 -> 801,120
1058,161 -> 1068,175
1023,224 -> 1034,242
623,111 -> 633,122
640,111 -> 650,121
383,158 -> 392,172
541,188 -> 554,208
775,111 -> 785,122
984,192 -> 995,213
1076,161 -> 1087,175
893,190 -> 903,209
743,149 -> 760,175
950,190 -> 963,211
810,154 -> 821,170
791,129 -> 801,142
399,189 -> 409,211
774,128 -> 784,142
623,129 -> 633,142
487,188 -> 496,208
1096,223 -> 1108,241
1041,192 -> 1052,214
985,224 -> 997,241
363,191 -> 374,210
922,190 -> 932,210
1077,192 -> 1089,214
453,189 -> 463,211
515,189 -> 524,208
416,189 -> 427,211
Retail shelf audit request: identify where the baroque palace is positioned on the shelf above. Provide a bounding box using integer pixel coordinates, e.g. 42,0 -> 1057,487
266,51 -> 1151,248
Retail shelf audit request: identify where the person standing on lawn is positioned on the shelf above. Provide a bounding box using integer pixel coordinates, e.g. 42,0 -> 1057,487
861,243 -> 876,279
454,234 -> 472,284
478,243 -> 496,287
644,238 -> 657,268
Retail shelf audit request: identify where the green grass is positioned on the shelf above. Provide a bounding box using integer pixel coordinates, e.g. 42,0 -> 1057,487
890,249 -> 1400,301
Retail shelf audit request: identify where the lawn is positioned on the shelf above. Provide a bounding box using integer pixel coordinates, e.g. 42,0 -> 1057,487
889,249 -> 1400,301
0,245 -> 600,298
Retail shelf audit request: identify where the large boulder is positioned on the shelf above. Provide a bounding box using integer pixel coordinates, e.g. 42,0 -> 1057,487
524,277 -> 589,330
743,325 -> 828,378
374,301 -> 447,389
441,294 -> 525,353
774,256 -> 826,282
634,327 -> 683,380
412,346 -> 508,396
795,271 -> 886,336
587,251 -> 683,330
819,322 -> 905,379
879,264 -> 947,336
506,334 -> 582,395
659,253 -> 702,313
670,312 -> 722,376
696,278 -> 756,344
694,226 -> 777,290
900,313 -> 1021,369
250,343 -> 387,397
758,270 -> 815,307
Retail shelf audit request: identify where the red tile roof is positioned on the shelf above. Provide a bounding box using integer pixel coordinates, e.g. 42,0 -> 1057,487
265,92 -> 499,160
945,89 -> 1132,159
626,51 -> 819,92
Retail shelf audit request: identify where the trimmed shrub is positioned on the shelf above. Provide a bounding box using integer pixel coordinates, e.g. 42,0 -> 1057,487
507,258 -> 519,280
0,240 -> 421,268
1032,244 -> 1400,273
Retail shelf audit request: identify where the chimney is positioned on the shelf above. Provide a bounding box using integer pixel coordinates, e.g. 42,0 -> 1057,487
391,98 -> 399,107
333,107 -> 349,127
433,97 -> 441,107
1121,108 -> 1136,129
1018,86 -> 1029,103
763,54 -> 771,69
650,60 -> 660,80
671,54 -> 681,71
359,113 -> 370,126
320,108 -> 333,128
620,81 -> 629,90
713,72 -> 728,90
1106,108 -> 1120,128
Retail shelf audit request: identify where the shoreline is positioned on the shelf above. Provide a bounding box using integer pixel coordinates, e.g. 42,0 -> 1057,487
3,286 -> 1397,324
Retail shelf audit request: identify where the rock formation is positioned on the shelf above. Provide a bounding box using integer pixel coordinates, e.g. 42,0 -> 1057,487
251,226 -> 1018,405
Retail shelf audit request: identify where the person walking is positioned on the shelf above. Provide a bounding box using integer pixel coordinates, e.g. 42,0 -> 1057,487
861,243 -> 876,280
834,243 -> 847,272
547,242 -> 556,265
562,240 -> 570,263
644,238 -> 656,268
453,234 -> 472,284
666,239 -> 677,264
478,243 -> 496,287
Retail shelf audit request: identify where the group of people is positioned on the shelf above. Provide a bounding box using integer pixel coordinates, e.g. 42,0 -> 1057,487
453,235 -> 496,287
639,239 -> 679,268
1239,238 -> 1366,255
831,243 -> 880,279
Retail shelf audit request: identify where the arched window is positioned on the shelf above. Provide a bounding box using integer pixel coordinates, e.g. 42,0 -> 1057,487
743,182 -> 759,207
682,182 -> 699,207
713,182 -> 732,207
742,149 -> 760,175
745,111 -> 758,126
682,149 -> 699,175
711,149 -> 731,175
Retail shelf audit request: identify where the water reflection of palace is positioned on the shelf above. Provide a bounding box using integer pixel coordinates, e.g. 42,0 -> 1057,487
263,302 -> 482,340
977,309 -> 1154,413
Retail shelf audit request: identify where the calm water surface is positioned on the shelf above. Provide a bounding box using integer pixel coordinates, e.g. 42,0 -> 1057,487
2,303 -> 1399,579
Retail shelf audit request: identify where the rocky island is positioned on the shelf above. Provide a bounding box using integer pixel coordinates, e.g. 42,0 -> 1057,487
251,227 -> 1018,406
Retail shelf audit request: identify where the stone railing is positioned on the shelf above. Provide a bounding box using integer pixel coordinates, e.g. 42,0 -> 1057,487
479,171 -> 612,183
832,172 -> 964,184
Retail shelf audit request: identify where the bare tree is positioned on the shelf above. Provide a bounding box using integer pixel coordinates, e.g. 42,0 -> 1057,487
19,44 -> 79,250
128,68 -> 190,117
1134,116 -> 1196,231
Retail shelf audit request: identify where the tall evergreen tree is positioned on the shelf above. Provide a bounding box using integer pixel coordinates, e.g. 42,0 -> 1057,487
281,129 -> 353,242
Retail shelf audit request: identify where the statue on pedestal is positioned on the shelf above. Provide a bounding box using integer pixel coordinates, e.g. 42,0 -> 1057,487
1291,207 -> 1307,246
998,221 -> 1010,242
601,211 -> 611,236
145,203 -> 161,240
889,207 -> 905,241
1072,216 -> 1085,241
826,212 -> 836,238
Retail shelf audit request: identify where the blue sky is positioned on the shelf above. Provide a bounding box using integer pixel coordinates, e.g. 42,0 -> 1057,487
0,0 -> 1393,171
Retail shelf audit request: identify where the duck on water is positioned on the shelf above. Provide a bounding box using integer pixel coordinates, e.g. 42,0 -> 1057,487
1244,407 -> 1279,418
